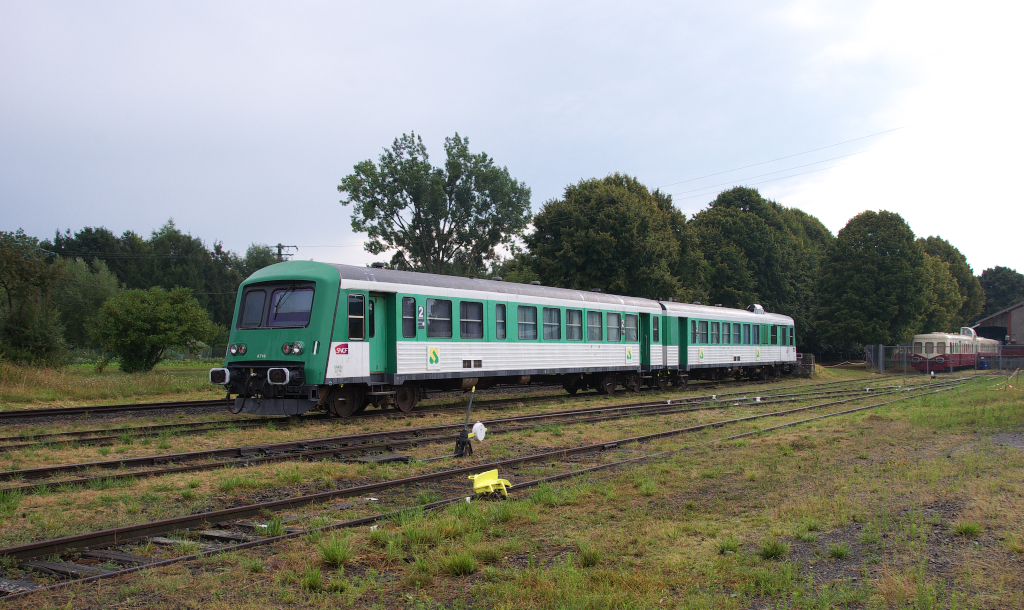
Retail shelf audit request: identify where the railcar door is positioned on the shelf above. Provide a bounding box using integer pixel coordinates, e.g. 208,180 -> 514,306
679,318 -> 689,368
640,313 -> 651,368
368,294 -> 388,374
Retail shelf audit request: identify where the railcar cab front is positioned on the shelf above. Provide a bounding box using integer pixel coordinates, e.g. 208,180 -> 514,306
210,261 -> 339,416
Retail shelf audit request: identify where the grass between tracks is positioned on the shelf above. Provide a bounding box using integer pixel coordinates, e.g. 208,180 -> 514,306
0,379 -> 896,546
1,374 -> 1020,608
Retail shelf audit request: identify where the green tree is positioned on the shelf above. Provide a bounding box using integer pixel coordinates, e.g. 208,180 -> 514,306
51,258 -> 120,348
690,188 -> 833,351
240,244 -> 279,277
0,230 -> 68,365
978,266 -> 1024,318
44,222 -> 274,328
918,236 -> 984,327
95,287 -> 216,373
338,132 -> 532,276
816,211 -> 928,350
919,254 -> 964,334
526,173 -> 701,300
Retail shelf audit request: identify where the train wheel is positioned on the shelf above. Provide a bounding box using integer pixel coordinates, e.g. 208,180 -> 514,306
673,375 -> 688,390
563,383 -> 579,396
330,386 -> 361,417
596,374 -> 616,395
624,373 -> 641,393
759,367 -> 770,381
395,385 -> 418,413
773,365 -> 781,380
655,374 -> 668,392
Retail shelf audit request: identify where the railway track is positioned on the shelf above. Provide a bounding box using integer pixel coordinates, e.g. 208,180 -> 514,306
0,378 -> 966,598
0,376 -> 889,453
0,416 -> 298,454
1,378 -> 956,493
0,398 -> 230,422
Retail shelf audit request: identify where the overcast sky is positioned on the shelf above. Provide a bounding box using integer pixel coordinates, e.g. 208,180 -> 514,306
2,1 -> 1020,274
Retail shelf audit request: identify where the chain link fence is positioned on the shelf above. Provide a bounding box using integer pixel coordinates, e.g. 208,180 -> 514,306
864,344 -> 1024,374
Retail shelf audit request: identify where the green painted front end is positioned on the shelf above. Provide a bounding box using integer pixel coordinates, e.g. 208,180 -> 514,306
223,261 -> 341,385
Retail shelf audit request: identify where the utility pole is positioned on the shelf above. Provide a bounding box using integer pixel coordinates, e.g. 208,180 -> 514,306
274,244 -> 297,262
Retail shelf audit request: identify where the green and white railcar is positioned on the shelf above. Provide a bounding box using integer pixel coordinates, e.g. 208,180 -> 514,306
661,302 -> 797,381
209,261 -> 796,417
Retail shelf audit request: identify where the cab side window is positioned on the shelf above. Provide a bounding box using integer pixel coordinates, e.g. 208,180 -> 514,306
348,294 -> 365,340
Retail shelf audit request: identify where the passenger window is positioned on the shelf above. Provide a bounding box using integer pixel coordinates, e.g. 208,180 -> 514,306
239,290 -> 266,328
770,325 -> 778,345
698,321 -> 708,344
752,325 -> 760,345
426,299 -> 453,339
721,323 -> 730,345
402,297 -> 416,338
518,306 -> 537,340
625,314 -> 638,341
936,342 -> 945,355
734,324 -> 741,345
789,327 -> 794,346
710,322 -> 720,344
543,308 -> 561,340
348,294 -> 365,340
691,320 -> 698,342
607,313 -> 622,341
914,342 -> 923,354
925,342 -> 934,354
587,311 -> 603,341
495,304 -> 506,340
566,309 -> 583,341
652,317 -> 659,343
742,324 -> 751,344
267,288 -> 315,328
460,301 -> 483,339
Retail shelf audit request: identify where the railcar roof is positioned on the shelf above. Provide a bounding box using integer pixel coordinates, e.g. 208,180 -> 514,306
660,300 -> 794,325
330,264 -> 663,309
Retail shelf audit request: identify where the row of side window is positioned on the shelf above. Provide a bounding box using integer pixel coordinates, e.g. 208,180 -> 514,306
690,321 -> 795,346
385,296 -> 657,342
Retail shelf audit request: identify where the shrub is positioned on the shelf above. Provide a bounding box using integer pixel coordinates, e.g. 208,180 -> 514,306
828,542 -> 851,559
441,551 -> 476,576
953,521 -> 982,537
95,287 -> 215,373
577,542 -> 602,567
319,534 -> 356,567
300,566 -> 323,591
716,535 -> 739,555
758,537 -> 789,560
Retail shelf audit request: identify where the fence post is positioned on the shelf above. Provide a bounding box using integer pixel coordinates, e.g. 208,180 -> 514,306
878,345 -> 884,374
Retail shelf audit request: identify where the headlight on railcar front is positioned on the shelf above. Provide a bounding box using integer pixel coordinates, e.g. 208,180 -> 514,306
282,341 -> 303,355
229,343 -> 247,356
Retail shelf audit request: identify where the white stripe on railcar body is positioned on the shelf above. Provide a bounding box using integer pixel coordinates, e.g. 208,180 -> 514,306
396,342 -> 641,375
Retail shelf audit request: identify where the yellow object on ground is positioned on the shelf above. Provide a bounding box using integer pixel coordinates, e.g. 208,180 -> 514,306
467,469 -> 512,497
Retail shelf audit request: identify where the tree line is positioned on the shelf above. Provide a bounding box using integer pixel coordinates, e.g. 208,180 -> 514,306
339,133 -> 1024,356
0,221 -> 279,368
4,132 -> 1023,367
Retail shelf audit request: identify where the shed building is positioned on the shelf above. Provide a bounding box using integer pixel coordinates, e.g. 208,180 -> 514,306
972,300 -> 1024,344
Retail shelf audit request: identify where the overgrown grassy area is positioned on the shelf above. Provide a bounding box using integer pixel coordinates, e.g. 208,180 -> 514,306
5,374 -> 1021,609
0,359 -> 224,409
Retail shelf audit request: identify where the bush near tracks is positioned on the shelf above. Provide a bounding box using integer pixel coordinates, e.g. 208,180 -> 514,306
95,287 -> 216,373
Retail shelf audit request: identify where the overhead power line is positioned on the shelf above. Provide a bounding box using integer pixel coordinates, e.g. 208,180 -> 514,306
669,150 -> 869,196
672,163 -> 852,201
658,126 -> 905,189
